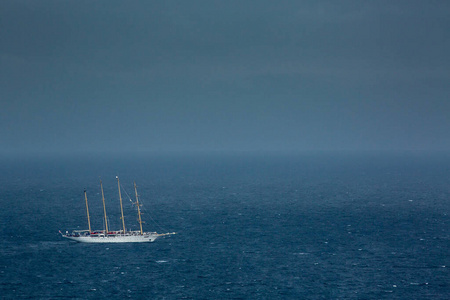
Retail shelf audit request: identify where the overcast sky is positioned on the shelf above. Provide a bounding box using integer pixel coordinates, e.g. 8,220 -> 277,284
1,0 -> 449,155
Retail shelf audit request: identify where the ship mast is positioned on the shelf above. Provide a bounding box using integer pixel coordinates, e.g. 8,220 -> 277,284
116,176 -> 126,234
84,190 -> 92,233
134,182 -> 143,235
100,179 -> 109,233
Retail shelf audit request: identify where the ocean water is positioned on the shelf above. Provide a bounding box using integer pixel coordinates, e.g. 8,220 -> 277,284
0,153 -> 448,299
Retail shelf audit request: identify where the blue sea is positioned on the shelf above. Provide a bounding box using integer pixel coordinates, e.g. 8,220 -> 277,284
0,153 -> 448,299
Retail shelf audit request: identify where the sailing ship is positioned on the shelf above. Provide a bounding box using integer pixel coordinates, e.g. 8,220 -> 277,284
61,176 -> 175,243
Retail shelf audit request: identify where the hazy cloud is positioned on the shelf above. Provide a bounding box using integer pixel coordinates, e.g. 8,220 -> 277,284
1,1 -> 449,155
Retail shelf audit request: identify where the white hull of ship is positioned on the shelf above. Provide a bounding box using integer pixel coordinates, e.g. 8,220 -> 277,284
64,234 -> 159,243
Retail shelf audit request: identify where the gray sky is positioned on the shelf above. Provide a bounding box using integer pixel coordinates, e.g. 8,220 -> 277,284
1,0 -> 449,155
